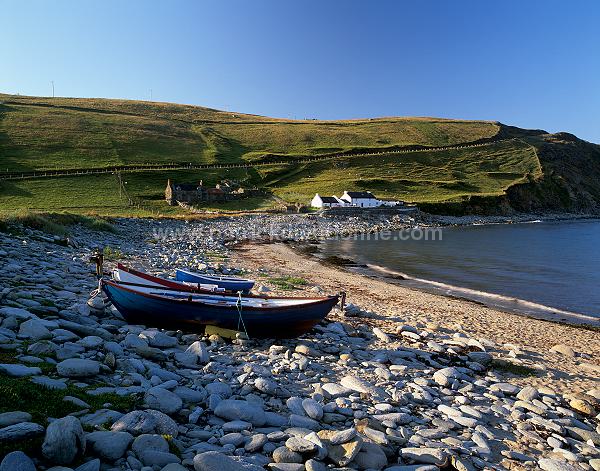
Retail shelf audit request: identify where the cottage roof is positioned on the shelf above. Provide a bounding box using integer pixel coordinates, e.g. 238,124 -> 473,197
175,184 -> 198,191
344,191 -> 376,199
320,196 -> 339,203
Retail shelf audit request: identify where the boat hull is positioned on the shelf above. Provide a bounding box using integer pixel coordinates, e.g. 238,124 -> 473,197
175,269 -> 255,293
102,280 -> 338,338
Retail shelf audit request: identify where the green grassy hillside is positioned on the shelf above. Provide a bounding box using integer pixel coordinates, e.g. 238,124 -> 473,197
0,94 -> 499,171
1,94 -> 596,216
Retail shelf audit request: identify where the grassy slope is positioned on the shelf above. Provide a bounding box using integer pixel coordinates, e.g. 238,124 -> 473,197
0,94 -> 499,171
262,139 -> 541,203
0,94 -> 547,215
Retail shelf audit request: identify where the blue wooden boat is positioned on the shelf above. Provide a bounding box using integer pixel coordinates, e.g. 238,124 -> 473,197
101,279 -> 339,338
175,268 -> 255,293
115,264 -> 225,293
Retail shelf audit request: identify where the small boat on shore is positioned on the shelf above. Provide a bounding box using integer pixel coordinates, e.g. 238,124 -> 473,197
101,278 -> 339,338
175,268 -> 255,293
114,264 -> 225,293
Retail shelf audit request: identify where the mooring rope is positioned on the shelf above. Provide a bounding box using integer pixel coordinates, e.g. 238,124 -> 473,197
236,291 -> 250,339
88,278 -> 112,310
89,278 -> 103,300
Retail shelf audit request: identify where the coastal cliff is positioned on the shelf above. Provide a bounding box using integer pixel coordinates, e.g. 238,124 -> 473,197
421,132 -> 600,216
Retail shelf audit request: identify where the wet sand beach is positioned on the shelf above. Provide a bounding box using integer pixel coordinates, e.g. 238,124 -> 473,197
235,242 -> 600,394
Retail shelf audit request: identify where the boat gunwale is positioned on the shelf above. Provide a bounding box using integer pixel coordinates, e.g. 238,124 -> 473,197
116,264 -> 337,301
103,279 -> 339,311
176,268 -> 255,284
117,263 -> 209,291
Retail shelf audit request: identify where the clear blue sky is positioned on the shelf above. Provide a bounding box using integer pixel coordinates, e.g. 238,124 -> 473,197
2,0 -> 599,142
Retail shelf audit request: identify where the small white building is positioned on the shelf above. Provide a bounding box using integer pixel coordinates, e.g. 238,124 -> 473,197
340,191 -> 380,208
311,194 -> 345,208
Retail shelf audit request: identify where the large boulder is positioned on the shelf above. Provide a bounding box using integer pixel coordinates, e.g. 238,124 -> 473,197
162,465 -> 189,471
28,341 -> 58,357
42,416 -> 86,465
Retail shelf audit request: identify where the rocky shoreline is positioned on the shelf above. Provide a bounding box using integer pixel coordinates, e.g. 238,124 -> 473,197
0,215 -> 599,471
421,211 -> 600,227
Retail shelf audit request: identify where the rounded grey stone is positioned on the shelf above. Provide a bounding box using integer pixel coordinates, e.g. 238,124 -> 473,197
193,451 -> 252,471
144,387 -> 183,415
219,432 -> 245,447
132,433 -> 170,456
111,410 -> 157,435
74,458 -> 101,471
301,398 -> 323,420
272,446 -> 303,463
330,427 -> 357,445
245,433 -> 268,452
0,411 -> 32,428
42,416 -> 86,465
285,436 -> 317,454
0,451 -> 36,471
138,450 -> 180,467
56,358 -> 101,378
0,422 -> 45,442
305,459 -> 327,471
214,399 -> 266,426
86,430 -> 133,461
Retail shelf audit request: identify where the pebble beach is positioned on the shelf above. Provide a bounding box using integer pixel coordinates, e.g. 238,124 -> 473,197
0,213 -> 598,471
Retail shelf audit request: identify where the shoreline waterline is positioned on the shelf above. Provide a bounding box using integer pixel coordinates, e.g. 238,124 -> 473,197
358,262 -> 600,328
262,239 -> 600,331
311,219 -> 600,328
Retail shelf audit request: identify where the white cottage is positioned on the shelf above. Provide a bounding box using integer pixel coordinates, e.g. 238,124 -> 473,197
311,194 -> 345,208
340,191 -> 380,208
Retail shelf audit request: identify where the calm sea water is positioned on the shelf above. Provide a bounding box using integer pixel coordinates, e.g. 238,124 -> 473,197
320,219 -> 600,324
